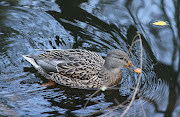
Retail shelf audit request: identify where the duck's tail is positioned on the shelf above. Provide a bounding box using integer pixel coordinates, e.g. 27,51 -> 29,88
22,55 -> 40,69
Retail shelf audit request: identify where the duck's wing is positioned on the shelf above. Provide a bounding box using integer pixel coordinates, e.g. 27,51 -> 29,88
56,59 -> 102,80
38,49 -> 104,65
35,49 -> 105,80
35,49 -> 63,51
23,54 -> 65,73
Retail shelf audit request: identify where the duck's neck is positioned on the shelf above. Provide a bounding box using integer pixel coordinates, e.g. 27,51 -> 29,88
100,67 -> 122,87
103,61 -> 121,73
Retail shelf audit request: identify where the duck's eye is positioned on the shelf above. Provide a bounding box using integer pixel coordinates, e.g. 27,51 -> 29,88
120,57 -> 124,60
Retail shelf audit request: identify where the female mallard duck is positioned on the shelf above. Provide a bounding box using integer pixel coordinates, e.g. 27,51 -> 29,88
23,49 -> 141,89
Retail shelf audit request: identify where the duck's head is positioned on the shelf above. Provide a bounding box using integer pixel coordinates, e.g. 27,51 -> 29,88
103,49 -> 141,73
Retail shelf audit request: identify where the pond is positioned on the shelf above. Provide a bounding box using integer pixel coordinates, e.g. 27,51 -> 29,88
0,0 -> 179,117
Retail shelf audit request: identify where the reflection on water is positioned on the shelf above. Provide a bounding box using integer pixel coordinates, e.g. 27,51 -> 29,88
0,0 -> 179,117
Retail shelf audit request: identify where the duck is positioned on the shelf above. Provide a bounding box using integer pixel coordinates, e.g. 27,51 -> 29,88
23,49 -> 141,89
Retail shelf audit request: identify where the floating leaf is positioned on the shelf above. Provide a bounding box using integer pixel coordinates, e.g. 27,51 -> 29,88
152,21 -> 168,26
101,86 -> 107,91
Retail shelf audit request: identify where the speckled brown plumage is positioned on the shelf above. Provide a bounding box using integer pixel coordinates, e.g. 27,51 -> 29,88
23,49 -> 140,89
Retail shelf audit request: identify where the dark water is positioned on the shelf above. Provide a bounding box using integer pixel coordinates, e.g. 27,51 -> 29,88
0,0 -> 179,117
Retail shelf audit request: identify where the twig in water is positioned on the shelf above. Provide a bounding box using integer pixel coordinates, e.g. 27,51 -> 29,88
120,31 -> 143,117
83,89 -> 101,109
82,32 -> 144,117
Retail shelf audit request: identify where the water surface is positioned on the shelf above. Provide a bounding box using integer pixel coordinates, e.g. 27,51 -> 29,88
0,0 -> 179,117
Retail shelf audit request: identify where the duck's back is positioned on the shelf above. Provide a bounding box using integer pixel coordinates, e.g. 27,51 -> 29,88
37,49 -> 105,81
39,49 -> 104,65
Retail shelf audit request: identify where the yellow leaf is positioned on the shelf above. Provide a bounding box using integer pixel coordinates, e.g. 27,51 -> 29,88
152,21 -> 168,26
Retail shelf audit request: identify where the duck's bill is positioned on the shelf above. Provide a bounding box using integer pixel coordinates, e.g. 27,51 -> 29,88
126,62 -> 141,73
